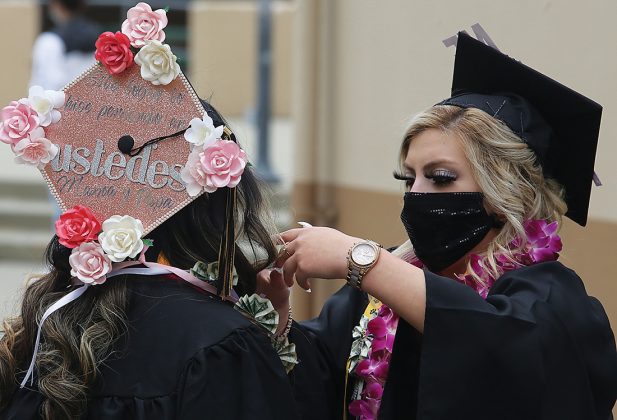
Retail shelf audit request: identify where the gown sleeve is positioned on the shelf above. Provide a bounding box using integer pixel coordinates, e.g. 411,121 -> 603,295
176,324 -> 300,420
380,261 -> 617,420
289,285 -> 368,419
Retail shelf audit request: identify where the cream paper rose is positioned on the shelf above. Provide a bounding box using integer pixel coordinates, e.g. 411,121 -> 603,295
134,40 -> 180,86
98,215 -> 145,262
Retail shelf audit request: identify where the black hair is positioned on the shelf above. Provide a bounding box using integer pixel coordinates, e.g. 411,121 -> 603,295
144,99 -> 277,296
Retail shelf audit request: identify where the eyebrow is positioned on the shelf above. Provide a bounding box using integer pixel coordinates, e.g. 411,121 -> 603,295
403,158 -> 458,171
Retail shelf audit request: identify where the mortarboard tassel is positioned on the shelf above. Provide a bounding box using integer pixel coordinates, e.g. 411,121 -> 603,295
217,186 -> 237,299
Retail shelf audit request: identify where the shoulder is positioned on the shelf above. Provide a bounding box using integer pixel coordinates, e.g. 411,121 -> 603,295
492,261 -> 586,301
91,276 -> 269,398
491,262 -> 614,334
124,276 -> 258,352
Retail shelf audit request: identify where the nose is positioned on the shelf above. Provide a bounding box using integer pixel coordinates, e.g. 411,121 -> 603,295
410,177 -> 431,193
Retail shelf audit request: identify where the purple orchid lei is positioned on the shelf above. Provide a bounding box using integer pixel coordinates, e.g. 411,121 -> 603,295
347,219 -> 562,419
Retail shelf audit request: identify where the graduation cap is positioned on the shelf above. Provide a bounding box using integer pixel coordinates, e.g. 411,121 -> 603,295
438,32 -> 602,226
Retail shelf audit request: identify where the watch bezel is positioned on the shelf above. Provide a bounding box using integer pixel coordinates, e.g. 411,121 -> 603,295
350,241 -> 379,267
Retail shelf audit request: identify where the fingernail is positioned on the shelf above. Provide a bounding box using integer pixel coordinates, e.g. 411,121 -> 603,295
298,221 -> 313,228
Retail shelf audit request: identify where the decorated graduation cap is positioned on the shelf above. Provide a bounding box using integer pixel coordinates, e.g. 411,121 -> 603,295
438,32 -> 602,226
0,2 -> 245,299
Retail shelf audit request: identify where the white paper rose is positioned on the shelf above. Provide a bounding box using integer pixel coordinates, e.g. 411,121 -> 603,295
134,40 -> 180,86
69,242 -> 112,285
98,215 -> 145,262
27,86 -> 65,127
184,112 -> 224,147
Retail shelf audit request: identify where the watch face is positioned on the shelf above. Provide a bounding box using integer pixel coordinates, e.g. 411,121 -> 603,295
352,243 -> 377,266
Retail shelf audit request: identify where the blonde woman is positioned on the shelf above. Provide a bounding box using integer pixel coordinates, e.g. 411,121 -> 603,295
260,34 -> 617,419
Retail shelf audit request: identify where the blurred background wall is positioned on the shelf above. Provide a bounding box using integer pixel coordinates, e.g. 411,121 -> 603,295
0,3 -> 615,410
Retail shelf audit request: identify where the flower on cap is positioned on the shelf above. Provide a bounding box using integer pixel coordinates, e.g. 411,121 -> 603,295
69,242 -> 112,285
134,40 -> 180,85
13,128 -> 58,169
55,205 -> 102,249
184,112 -> 224,148
95,31 -> 134,75
0,100 -> 40,146
121,2 -> 168,48
181,139 -> 248,196
27,86 -> 65,127
98,215 -> 145,262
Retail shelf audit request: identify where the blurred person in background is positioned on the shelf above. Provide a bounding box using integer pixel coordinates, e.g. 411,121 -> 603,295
260,33 -> 617,419
30,0 -> 99,90
30,0 -> 99,224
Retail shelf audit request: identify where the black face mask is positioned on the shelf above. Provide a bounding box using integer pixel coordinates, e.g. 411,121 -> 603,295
400,192 -> 501,272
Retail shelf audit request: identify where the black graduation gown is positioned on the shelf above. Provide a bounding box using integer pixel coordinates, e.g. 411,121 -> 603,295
293,261 -> 617,419
2,276 -> 300,420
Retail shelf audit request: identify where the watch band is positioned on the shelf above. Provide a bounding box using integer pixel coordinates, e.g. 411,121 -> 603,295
346,265 -> 363,289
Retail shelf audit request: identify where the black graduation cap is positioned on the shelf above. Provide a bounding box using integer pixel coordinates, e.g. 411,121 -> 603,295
438,32 -> 602,226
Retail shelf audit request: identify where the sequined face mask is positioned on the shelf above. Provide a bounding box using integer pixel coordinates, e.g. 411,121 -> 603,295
400,192 -> 502,272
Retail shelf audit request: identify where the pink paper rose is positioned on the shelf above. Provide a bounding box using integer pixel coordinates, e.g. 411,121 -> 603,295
121,2 -> 168,48
181,139 -> 247,196
69,242 -> 112,285
95,31 -> 134,75
0,100 -> 40,146
13,127 -> 58,168
55,205 -> 102,249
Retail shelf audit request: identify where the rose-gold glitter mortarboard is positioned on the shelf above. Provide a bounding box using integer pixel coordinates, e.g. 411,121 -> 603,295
40,63 -> 238,298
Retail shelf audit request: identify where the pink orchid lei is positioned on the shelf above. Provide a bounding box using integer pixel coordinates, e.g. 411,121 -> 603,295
348,219 -> 562,419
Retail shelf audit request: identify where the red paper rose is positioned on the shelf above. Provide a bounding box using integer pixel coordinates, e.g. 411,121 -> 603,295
55,205 -> 102,249
94,31 -> 134,75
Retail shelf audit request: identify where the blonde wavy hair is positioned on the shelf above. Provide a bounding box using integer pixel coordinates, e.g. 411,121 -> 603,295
392,105 -> 567,287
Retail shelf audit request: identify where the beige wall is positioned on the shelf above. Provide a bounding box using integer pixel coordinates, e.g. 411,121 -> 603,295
0,1 -> 38,108
0,1 -> 46,183
293,0 -> 617,221
188,1 -> 293,117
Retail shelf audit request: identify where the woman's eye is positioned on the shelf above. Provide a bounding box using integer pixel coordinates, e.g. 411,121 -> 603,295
427,170 -> 457,185
393,172 -> 415,189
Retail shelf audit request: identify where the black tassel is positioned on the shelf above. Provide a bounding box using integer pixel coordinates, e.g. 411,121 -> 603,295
217,186 -> 237,299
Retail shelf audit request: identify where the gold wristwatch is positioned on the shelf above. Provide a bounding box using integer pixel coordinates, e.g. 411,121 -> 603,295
346,240 -> 381,289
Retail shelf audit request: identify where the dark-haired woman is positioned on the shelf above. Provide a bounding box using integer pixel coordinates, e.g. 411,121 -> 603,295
0,101 -> 300,420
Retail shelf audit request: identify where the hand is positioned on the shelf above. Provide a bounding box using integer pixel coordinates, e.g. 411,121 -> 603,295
276,226 -> 360,290
256,268 -> 291,335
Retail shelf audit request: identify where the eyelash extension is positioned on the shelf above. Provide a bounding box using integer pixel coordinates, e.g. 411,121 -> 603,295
393,171 -> 415,188
393,171 -> 415,181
